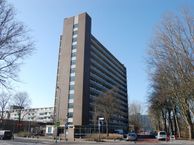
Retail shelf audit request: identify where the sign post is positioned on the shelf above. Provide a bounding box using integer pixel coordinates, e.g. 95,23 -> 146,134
98,117 -> 104,141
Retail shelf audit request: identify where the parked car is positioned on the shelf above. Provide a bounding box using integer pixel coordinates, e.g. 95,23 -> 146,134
170,131 -> 176,140
126,132 -> 137,141
0,130 -> 14,140
156,131 -> 167,141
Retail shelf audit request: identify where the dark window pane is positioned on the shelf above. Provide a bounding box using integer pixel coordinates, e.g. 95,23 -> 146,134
69,94 -> 74,99
68,112 -> 73,118
70,76 -> 75,81
68,103 -> 74,109
71,52 -> 76,57
72,37 -> 77,42
73,24 -> 78,28
73,31 -> 78,35
72,45 -> 77,50
69,85 -> 74,90
71,68 -> 76,73
71,60 -> 76,65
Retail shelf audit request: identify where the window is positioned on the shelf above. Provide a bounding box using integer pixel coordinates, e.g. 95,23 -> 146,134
69,85 -> 75,90
71,52 -> 76,57
72,37 -> 77,42
72,49 -> 77,53
73,23 -> 78,28
70,68 -> 76,73
73,27 -> 78,31
68,108 -> 73,112
48,127 -> 52,133
70,73 -> 75,77
72,34 -> 78,38
72,45 -> 77,50
70,64 -> 76,69
70,81 -> 75,85
71,56 -> 76,61
73,31 -> 78,35
68,118 -> 73,122
68,103 -> 74,108
68,99 -> 74,103
68,112 -> 73,118
71,60 -> 76,65
72,41 -> 77,45
69,90 -> 74,94
69,94 -> 74,99
70,76 -> 75,81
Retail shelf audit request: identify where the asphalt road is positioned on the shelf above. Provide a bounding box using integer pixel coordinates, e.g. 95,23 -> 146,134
0,137 -> 194,145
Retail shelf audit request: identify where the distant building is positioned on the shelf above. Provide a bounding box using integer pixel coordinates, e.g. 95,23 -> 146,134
139,115 -> 153,131
10,105 -> 24,110
129,114 -> 153,132
54,12 -> 128,128
5,107 -> 54,123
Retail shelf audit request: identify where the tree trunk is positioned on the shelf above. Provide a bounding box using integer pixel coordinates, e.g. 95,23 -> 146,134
106,120 -> 109,137
182,108 -> 194,140
162,110 -> 167,132
1,111 -> 3,121
105,118 -> 109,137
173,108 -> 181,138
168,109 -> 173,134
93,106 -> 97,132
158,119 -> 161,131
188,124 -> 193,140
18,110 -> 22,131
186,110 -> 193,140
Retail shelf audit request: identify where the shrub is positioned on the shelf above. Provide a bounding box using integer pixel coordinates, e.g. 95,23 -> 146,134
17,131 -> 29,137
85,133 -> 123,141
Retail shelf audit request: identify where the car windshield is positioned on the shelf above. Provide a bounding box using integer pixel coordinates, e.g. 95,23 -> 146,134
4,131 -> 12,136
160,132 -> 166,135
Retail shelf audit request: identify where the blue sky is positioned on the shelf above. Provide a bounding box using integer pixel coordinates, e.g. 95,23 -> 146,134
7,0 -> 194,112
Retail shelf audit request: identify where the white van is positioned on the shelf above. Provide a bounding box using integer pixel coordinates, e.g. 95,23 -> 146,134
156,131 -> 167,140
0,130 -> 13,140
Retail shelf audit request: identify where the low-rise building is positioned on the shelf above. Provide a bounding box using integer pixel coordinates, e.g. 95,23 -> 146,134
6,107 -> 54,123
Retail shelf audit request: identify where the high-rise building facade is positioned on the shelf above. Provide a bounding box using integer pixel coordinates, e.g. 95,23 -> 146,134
54,13 -> 128,129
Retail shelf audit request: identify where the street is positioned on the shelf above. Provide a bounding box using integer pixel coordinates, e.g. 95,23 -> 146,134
0,137 -> 194,145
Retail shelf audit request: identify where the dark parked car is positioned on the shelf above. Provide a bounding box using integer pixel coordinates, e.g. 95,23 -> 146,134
126,132 -> 137,141
0,130 -> 14,140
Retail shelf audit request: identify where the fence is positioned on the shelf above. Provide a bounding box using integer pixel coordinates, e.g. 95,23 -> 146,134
74,124 -> 128,138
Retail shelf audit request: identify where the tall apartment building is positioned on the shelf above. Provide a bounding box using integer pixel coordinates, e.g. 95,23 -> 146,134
54,13 -> 128,129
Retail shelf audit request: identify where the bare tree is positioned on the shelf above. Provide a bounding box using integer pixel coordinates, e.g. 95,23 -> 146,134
0,92 -> 11,121
95,88 -> 120,137
12,91 -> 31,123
147,8 -> 194,139
128,102 -> 142,132
148,66 -> 183,137
91,103 -> 100,132
148,106 -> 162,131
0,0 -> 34,88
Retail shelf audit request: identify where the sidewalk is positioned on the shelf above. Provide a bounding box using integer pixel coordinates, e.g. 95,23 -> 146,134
14,136 -> 194,145
161,139 -> 194,144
